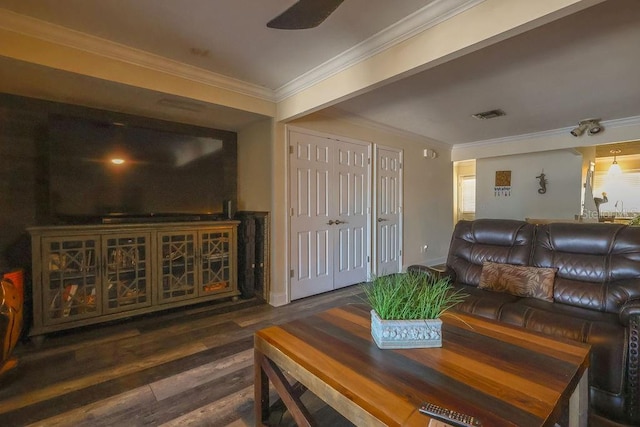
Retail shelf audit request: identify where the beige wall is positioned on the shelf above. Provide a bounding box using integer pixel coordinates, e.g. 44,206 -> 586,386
270,122 -> 289,305
237,118 -> 273,212
263,112 -> 453,305
476,149 -> 583,220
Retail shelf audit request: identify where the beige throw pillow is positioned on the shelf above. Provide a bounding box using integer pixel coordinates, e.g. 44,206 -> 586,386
478,262 -> 556,302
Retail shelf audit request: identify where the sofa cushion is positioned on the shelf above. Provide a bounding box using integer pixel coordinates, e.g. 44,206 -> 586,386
498,297 -> 626,418
533,223 -> 640,313
447,219 -> 536,287
451,283 -> 520,320
478,262 -> 556,302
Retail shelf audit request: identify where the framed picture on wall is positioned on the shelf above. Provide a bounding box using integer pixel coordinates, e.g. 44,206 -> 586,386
495,170 -> 512,196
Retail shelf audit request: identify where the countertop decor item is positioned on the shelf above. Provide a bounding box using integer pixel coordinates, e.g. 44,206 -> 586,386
364,272 -> 466,349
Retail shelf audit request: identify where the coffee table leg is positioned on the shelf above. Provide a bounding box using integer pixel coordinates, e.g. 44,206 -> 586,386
254,348 -> 270,425
569,368 -> 589,427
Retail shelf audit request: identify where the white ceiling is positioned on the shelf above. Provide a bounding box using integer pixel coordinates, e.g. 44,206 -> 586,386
1,0 -> 639,146
335,0 -> 640,144
0,0 -> 439,90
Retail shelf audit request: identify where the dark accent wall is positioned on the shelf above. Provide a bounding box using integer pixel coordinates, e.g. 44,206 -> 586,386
0,93 -> 237,271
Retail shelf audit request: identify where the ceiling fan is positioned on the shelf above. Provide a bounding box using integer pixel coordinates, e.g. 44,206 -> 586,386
267,0 -> 345,29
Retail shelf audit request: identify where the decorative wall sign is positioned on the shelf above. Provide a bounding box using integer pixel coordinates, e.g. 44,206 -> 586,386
495,170 -> 512,197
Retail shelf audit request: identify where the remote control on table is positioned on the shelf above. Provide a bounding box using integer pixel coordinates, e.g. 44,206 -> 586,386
418,402 -> 482,427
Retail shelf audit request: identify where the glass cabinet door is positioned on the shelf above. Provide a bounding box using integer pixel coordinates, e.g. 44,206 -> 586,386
42,236 -> 100,324
158,232 -> 197,303
103,234 -> 150,312
200,229 -> 232,296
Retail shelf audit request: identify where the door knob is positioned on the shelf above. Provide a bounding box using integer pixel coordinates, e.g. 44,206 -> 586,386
377,218 -> 389,222
327,220 -> 335,225
334,220 -> 348,225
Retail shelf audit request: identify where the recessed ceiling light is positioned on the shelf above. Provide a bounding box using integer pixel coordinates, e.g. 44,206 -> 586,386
472,109 -> 506,120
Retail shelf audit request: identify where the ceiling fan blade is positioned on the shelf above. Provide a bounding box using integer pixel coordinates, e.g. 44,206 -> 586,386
267,0 -> 345,30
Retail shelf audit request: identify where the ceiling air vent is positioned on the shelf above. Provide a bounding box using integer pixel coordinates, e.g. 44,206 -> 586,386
472,109 -> 506,120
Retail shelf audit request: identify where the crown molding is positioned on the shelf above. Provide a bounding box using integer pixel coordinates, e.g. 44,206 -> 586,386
452,115 -> 640,152
0,2 -> 484,107
274,0 -> 485,101
0,8 -> 276,102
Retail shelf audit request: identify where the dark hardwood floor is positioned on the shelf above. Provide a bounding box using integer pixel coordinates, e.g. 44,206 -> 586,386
1,286 -> 365,426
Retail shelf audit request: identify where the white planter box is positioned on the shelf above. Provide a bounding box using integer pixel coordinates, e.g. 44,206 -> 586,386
370,309 -> 442,349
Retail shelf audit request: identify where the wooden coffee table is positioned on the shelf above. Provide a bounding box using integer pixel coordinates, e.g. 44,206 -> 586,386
254,304 -> 590,427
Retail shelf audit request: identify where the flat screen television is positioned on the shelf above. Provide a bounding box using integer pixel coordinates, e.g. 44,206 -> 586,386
47,114 -> 236,224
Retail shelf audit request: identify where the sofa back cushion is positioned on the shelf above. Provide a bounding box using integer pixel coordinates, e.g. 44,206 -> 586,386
447,219 -> 535,287
533,223 -> 640,313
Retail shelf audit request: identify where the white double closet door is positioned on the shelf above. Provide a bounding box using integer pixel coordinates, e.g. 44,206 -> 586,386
289,130 -> 371,300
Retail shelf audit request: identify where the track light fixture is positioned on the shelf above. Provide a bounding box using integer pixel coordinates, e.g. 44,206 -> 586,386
570,122 -> 588,137
570,118 -> 603,137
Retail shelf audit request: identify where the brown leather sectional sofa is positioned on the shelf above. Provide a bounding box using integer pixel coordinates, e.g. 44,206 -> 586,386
408,219 -> 640,426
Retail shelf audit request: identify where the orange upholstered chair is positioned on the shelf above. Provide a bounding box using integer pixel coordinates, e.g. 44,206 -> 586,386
1,270 -> 23,376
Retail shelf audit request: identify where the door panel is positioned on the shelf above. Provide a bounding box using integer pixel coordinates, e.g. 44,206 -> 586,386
290,131 -> 370,299
376,147 -> 402,276
316,229 -> 330,277
295,231 -> 311,280
334,141 -> 369,288
296,168 -> 310,217
290,133 -> 334,299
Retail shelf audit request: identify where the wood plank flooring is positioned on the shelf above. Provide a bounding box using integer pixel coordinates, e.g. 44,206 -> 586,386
1,286 -> 365,426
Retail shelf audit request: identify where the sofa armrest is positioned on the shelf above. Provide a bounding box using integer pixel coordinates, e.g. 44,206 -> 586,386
407,264 -> 456,283
619,299 -> 640,423
620,299 -> 640,326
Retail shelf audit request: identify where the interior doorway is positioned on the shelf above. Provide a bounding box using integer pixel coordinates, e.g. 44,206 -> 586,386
454,160 -> 476,223
288,130 -> 371,300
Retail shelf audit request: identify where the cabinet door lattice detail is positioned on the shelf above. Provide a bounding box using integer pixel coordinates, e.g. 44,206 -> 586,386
159,232 -> 197,302
200,230 -> 231,294
43,237 -> 99,323
104,235 -> 150,312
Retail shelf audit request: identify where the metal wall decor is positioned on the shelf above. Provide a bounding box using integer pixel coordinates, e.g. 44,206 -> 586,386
536,170 -> 548,194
